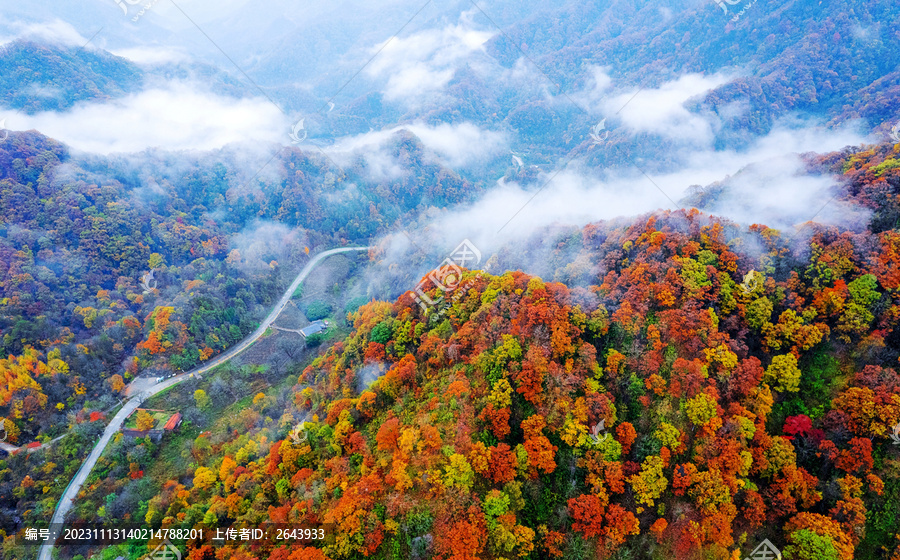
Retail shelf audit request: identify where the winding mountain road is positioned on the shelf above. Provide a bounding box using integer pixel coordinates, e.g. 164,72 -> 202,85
38,246 -> 370,560
0,433 -> 67,455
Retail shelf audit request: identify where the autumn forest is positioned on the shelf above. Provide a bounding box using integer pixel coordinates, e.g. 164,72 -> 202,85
3,0 -> 900,559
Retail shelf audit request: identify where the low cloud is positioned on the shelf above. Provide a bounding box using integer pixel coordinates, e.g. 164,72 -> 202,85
603,73 -> 734,144
356,363 -> 386,392
325,121 -> 508,177
9,81 -> 284,154
110,46 -> 191,65
569,65 -> 614,110
323,128 -> 407,181
381,117 -> 870,270
365,11 -> 494,103
403,122 -> 507,168
229,221 -> 309,273
417,166 -> 675,251
692,155 -> 871,230
0,19 -> 90,48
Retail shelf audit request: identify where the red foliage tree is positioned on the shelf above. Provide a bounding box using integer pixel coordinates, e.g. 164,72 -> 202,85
375,416 -> 401,453
521,414 -> 557,477
568,494 -> 605,537
487,443 -> 517,484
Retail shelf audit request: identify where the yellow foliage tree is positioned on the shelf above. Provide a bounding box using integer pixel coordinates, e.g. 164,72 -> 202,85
2,418 -> 21,444
194,389 -> 210,410
684,393 -> 718,426
135,410 -> 155,431
444,453 -> 475,490
107,374 -> 125,394
193,466 -> 217,490
148,253 -> 166,268
765,353 -> 802,392
629,455 -> 668,508
219,456 -> 237,491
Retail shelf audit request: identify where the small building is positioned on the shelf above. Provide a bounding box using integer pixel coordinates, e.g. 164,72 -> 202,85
299,320 -> 328,338
163,412 -> 182,431
123,410 -> 181,442
122,429 -> 163,443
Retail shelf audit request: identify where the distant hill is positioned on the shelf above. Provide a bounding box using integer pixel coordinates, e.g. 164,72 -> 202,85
486,0 -> 900,144
5,0 -> 899,157
0,41 -> 143,113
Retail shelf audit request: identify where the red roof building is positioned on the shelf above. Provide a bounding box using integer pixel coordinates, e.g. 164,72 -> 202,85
163,412 -> 182,431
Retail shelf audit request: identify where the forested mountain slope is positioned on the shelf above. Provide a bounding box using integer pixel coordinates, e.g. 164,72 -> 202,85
64,143 -> 900,560
0,127 -> 477,447
0,41 -> 143,113
489,0 -> 900,138
2,0 -> 900,552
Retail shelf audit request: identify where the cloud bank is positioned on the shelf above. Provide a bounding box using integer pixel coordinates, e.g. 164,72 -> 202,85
416,121 -> 868,254
365,11 -> 494,103
324,121 -> 508,178
604,73 -> 735,144
0,19 -> 90,48
9,81 -> 284,154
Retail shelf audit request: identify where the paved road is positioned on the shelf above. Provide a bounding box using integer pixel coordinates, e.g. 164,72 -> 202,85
125,375 -> 157,397
38,246 -> 370,560
0,441 -> 19,454
1,432 -> 68,455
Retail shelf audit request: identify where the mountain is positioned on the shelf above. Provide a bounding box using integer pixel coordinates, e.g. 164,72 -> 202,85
0,124 -> 485,449
2,2 -> 900,558
36,141 -> 900,560
479,0 -> 900,160
0,41 -> 143,113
